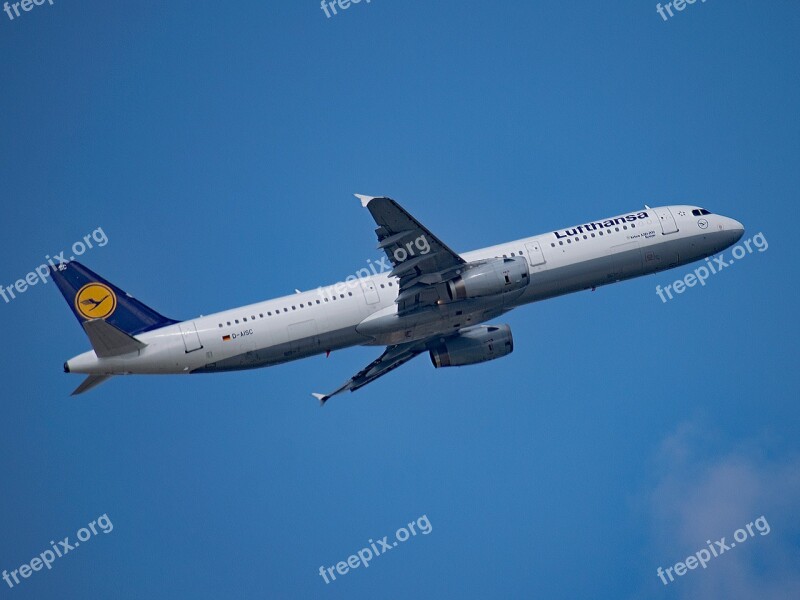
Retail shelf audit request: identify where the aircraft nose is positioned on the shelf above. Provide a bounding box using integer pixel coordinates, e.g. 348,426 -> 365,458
728,218 -> 745,242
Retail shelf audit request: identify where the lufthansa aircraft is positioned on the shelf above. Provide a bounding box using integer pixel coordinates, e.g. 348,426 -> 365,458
52,196 -> 744,402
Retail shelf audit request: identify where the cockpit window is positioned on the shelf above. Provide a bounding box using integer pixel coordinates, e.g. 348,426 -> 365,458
692,208 -> 712,216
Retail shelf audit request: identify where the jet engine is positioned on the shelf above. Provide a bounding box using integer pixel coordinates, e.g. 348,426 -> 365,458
447,256 -> 528,301
429,324 -> 514,368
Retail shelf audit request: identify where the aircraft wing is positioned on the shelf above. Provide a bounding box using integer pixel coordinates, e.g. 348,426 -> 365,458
312,339 -> 429,405
356,195 -> 466,313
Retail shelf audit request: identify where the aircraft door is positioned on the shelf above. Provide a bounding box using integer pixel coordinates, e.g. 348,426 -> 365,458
360,279 -> 380,304
525,241 -> 546,267
654,207 -> 679,235
179,321 -> 204,353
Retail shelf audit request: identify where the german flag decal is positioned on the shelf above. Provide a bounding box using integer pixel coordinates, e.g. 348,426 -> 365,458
222,335 -> 231,341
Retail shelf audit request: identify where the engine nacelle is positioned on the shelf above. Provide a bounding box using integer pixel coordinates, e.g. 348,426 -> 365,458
429,324 -> 514,368
447,256 -> 528,301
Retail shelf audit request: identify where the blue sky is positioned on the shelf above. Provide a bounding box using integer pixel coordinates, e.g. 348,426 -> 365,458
1,1 -> 798,598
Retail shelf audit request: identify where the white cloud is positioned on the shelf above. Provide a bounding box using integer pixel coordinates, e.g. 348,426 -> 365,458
642,420 -> 800,600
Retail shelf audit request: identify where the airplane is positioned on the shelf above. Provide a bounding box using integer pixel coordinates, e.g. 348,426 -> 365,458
52,196 -> 744,402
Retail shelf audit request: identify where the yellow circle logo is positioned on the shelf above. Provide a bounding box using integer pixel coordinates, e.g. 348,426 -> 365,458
75,283 -> 117,320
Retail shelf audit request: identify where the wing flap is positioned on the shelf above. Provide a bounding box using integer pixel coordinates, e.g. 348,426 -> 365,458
389,252 -> 439,278
377,229 -> 416,249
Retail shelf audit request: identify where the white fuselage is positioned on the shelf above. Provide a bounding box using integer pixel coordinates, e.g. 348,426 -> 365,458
65,205 -> 744,376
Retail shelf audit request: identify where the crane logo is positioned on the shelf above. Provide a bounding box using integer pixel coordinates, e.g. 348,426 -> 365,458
75,283 -> 117,320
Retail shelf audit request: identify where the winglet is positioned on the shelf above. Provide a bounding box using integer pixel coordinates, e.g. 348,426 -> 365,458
354,194 -> 378,208
311,392 -> 329,406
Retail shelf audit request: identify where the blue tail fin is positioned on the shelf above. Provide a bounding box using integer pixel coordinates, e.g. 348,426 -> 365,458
50,261 -> 178,335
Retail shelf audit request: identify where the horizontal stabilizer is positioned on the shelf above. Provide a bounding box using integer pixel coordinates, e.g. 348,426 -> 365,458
71,374 -> 113,396
82,318 -> 147,358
